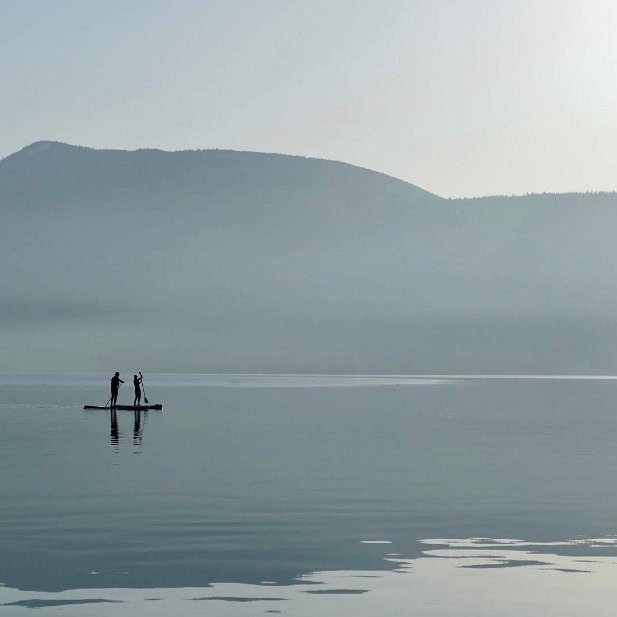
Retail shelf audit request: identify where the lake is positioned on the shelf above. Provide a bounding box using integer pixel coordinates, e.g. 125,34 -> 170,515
2,373 -> 617,615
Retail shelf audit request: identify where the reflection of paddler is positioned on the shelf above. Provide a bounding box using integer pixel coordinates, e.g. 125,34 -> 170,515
134,409 -> 142,446
133,373 -> 143,408
110,409 -> 119,445
111,372 -> 124,408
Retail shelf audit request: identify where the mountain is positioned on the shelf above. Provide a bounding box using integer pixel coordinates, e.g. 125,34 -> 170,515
1,141 -> 617,373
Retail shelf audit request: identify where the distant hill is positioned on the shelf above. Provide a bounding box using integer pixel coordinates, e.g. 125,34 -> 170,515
1,141 -> 617,373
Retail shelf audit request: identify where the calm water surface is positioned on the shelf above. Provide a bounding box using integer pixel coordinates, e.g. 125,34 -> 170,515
2,373 -> 617,614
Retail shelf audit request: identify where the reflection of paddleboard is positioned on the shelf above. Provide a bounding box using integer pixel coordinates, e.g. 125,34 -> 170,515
84,404 -> 163,411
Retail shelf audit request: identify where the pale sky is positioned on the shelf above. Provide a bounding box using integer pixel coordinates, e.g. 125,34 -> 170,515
2,0 -> 617,197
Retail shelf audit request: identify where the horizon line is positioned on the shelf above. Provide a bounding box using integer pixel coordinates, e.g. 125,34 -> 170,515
2,371 -> 617,380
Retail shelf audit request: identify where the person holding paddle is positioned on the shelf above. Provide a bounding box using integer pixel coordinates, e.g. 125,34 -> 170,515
133,373 -> 143,408
110,372 -> 124,408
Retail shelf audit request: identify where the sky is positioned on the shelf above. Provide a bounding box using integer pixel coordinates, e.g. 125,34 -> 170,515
1,0 -> 617,197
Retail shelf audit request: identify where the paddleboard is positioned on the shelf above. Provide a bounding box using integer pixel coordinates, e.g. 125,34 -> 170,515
84,404 -> 163,411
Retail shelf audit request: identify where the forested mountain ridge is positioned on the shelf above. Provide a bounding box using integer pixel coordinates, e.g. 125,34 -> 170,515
2,141 -> 616,373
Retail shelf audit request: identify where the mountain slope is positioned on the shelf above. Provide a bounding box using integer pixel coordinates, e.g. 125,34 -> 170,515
1,142 -> 617,373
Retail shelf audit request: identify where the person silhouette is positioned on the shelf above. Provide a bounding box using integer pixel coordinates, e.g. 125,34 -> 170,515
110,372 -> 124,408
133,373 -> 143,408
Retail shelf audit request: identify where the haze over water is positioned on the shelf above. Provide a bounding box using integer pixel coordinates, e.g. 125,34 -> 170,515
4,2 -> 617,615
2,373 -> 617,615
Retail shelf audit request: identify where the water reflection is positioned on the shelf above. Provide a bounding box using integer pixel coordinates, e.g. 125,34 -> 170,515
1,537 -> 616,616
133,410 -> 143,453
110,410 -> 120,451
108,409 -> 146,453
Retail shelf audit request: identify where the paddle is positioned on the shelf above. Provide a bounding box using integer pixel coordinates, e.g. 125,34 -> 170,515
140,372 -> 149,404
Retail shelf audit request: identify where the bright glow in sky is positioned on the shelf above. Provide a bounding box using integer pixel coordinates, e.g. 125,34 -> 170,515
2,0 -> 617,197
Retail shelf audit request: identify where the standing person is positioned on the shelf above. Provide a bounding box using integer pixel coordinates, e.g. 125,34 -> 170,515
110,372 -> 124,408
133,373 -> 143,408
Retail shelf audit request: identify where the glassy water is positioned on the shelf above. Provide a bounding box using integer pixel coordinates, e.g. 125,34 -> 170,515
2,373 -> 617,615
